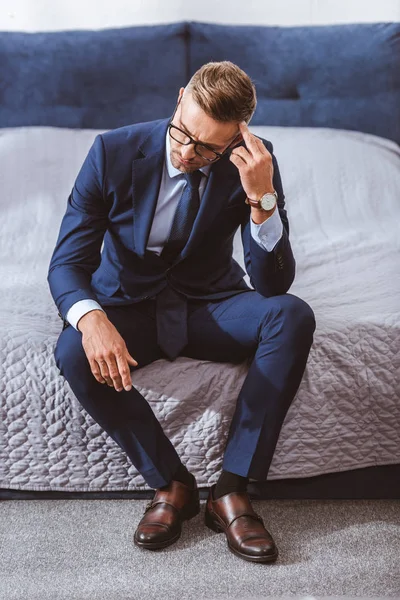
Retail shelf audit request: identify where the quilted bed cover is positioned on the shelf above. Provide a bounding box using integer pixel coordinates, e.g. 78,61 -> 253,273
0,125 -> 399,492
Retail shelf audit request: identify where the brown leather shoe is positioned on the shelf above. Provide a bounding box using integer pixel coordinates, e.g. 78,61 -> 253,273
204,483 -> 279,563
133,478 -> 200,550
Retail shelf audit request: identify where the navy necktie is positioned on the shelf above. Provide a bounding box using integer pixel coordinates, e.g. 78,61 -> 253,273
161,169 -> 203,264
156,170 -> 203,360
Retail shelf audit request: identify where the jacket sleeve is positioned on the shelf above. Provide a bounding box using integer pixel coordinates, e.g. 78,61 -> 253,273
241,139 -> 296,297
47,134 -> 109,325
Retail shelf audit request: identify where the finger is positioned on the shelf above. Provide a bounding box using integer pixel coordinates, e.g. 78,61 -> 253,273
88,358 -> 106,384
229,152 -> 245,170
126,352 -> 139,367
253,135 -> 270,156
229,152 -> 241,169
230,146 -> 251,164
106,355 -> 124,390
115,353 -> 133,391
97,358 -> 113,386
238,122 -> 260,157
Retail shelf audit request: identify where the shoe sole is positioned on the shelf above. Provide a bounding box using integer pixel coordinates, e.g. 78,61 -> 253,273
133,492 -> 200,551
204,508 -> 279,564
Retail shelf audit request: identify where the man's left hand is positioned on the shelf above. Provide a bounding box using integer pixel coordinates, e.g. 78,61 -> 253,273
229,121 -> 275,200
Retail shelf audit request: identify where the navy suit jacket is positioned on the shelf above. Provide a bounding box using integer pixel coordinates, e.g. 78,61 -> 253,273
47,118 -> 296,330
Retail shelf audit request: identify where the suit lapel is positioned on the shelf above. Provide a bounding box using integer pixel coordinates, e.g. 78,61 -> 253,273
131,118 -> 239,262
175,156 -> 238,265
132,119 -> 169,258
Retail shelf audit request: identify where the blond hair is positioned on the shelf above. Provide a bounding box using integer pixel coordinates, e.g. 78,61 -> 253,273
185,61 -> 257,124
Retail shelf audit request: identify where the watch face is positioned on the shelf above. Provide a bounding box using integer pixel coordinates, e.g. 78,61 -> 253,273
260,194 -> 276,211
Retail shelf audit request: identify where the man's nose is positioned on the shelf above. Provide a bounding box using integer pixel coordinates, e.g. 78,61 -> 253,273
180,143 -> 197,160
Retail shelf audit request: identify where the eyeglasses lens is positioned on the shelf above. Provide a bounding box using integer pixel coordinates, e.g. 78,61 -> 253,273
169,126 -> 219,161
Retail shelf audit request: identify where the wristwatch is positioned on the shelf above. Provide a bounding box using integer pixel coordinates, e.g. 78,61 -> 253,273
245,190 -> 278,210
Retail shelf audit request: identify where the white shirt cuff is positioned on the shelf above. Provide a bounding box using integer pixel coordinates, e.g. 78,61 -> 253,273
250,206 -> 283,252
65,299 -> 106,331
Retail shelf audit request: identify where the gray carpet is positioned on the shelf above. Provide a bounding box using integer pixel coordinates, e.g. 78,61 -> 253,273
0,498 -> 399,599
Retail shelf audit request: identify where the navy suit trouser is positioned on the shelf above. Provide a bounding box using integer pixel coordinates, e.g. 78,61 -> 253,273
54,290 -> 316,490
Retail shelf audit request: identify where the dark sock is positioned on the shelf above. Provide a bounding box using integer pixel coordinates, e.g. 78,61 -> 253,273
213,469 -> 249,500
169,462 -> 196,489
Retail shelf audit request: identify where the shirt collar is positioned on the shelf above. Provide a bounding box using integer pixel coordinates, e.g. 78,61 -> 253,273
165,129 -> 212,179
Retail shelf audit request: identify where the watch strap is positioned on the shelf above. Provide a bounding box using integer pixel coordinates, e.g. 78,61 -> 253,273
245,190 -> 277,208
245,197 -> 262,207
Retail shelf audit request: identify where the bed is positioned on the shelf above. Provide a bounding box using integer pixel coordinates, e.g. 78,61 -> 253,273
1,21 -> 399,499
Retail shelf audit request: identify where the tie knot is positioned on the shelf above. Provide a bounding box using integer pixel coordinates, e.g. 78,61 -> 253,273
184,170 -> 202,190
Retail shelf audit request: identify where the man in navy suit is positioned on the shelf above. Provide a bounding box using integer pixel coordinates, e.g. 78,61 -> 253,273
48,61 -> 316,563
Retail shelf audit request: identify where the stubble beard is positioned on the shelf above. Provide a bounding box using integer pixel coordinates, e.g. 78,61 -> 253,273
170,149 -> 203,173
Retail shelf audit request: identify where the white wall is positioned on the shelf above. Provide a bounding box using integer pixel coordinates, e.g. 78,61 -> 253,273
1,0 -> 399,31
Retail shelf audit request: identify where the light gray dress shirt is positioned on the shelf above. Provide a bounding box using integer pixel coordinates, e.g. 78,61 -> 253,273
66,131 -> 283,330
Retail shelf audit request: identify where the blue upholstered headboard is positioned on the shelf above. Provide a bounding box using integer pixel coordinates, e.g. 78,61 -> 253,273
0,21 -> 399,145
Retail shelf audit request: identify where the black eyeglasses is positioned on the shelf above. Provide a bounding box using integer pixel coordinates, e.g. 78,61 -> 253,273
168,99 -> 242,163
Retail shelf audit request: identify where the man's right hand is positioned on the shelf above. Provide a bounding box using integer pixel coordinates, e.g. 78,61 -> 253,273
77,309 -> 138,392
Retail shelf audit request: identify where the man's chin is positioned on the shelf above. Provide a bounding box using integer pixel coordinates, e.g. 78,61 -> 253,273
171,154 -> 201,172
